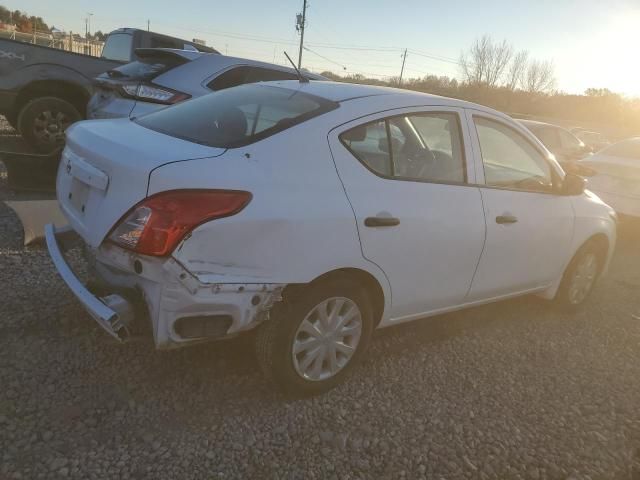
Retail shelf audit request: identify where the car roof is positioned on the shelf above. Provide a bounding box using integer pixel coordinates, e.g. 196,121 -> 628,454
141,50 -> 327,80
136,48 -> 206,61
257,80 -> 497,111
519,119 -> 556,128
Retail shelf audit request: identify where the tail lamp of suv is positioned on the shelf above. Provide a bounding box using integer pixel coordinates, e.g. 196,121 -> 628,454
108,190 -> 252,257
120,83 -> 190,105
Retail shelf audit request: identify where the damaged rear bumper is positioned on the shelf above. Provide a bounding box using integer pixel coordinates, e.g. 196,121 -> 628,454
45,223 -> 285,348
45,224 -> 135,341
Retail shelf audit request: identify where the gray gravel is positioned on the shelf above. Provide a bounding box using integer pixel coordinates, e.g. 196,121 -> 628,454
1,121 -> 640,478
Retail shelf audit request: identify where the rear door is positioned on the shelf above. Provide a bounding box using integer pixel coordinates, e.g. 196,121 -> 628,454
465,111 -> 574,300
329,107 -> 486,321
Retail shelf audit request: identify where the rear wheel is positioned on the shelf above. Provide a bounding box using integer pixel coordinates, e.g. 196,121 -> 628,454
16,96 -> 82,153
255,277 -> 374,396
555,241 -> 602,310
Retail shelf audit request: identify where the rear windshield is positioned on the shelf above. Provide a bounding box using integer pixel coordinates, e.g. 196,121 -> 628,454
101,33 -> 133,62
135,84 -> 338,148
106,55 -> 187,81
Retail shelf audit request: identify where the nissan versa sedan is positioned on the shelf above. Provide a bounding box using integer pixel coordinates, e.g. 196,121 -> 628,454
46,81 -> 617,395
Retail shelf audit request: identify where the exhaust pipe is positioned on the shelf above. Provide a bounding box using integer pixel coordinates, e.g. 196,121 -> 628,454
100,294 -> 135,341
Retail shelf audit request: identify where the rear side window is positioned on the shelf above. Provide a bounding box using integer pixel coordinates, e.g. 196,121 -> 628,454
135,84 -> 338,148
101,33 -> 133,62
209,66 -> 299,91
106,55 -> 187,81
340,112 -> 466,183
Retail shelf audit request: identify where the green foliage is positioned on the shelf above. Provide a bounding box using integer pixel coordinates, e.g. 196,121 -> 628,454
0,5 -> 50,33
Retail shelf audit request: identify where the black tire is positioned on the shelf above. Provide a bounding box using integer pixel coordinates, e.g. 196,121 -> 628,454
16,96 -> 82,153
554,240 -> 602,311
255,277 -> 374,397
5,111 -> 18,132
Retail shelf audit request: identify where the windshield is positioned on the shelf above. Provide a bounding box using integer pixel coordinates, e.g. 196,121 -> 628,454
135,84 -> 338,148
101,33 -> 133,62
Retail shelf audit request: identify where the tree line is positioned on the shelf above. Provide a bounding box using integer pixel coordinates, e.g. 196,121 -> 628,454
0,5 -> 107,40
322,35 -> 640,138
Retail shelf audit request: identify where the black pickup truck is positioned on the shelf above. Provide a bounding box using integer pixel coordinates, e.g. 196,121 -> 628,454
0,28 -> 217,152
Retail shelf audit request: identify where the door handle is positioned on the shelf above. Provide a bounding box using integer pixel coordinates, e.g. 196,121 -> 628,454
496,215 -> 518,224
364,216 -> 400,227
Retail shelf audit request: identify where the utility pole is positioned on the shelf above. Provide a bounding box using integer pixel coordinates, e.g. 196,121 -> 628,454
296,0 -> 307,69
399,48 -> 407,86
85,13 -> 93,39
147,19 -> 150,32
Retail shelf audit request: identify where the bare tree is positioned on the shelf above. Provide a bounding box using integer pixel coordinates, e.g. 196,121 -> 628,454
506,50 -> 529,91
523,59 -> 556,94
459,35 -> 513,88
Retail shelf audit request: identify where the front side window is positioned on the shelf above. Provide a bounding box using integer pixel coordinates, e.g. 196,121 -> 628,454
475,117 -> 552,192
558,129 -> 583,150
340,112 -> 465,183
532,127 -> 560,149
136,84 -> 337,148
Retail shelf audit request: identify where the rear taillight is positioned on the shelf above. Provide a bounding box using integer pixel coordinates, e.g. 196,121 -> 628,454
108,190 -> 252,257
120,83 -> 190,104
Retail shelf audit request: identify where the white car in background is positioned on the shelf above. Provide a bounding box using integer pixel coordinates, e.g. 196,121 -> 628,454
580,138 -> 640,218
87,49 -> 325,120
47,81 -> 616,395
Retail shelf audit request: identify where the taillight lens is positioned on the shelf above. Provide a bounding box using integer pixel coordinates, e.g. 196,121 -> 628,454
120,83 -> 190,104
108,190 -> 252,257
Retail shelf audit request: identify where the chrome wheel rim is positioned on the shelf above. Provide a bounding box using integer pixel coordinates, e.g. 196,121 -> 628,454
568,253 -> 598,304
292,297 -> 362,382
33,109 -> 72,146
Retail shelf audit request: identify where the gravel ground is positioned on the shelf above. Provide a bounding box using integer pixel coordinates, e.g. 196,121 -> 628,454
1,118 -> 640,479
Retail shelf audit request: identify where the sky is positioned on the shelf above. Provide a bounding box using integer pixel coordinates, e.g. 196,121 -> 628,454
11,0 -> 640,97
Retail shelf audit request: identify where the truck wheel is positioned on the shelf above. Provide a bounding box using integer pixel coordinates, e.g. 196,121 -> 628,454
5,112 -> 18,132
255,277 -> 374,397
17,97 -> 82,153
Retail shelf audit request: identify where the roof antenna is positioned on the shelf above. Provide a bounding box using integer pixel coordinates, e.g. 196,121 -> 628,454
284,51 -> 309,83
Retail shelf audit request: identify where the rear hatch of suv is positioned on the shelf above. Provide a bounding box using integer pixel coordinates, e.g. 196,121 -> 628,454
87,49 -> 200,120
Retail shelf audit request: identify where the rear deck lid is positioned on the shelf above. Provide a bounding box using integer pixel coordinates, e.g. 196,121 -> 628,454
58,118 -> 225,247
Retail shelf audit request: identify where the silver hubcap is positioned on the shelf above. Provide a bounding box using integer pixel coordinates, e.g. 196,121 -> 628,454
292,297 -> 362,381
568,253 -> 598,304
33,109 -> 72,146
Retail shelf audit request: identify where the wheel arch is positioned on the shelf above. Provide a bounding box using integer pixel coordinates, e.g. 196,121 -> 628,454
282,267 -> 387,328
15,79 -> 89,118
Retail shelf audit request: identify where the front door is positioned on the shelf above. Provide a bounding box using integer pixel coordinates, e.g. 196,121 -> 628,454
328,107 -> 486,321
465,112 -> 574,300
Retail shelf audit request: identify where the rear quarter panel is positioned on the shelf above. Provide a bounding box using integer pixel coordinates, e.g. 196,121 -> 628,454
148,118 -> 391,305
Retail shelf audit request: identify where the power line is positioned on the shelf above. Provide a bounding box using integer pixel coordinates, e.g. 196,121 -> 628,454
303,46 -> 346,70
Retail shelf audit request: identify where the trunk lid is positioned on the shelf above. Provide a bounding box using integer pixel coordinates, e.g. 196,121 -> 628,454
57,119 -> 225,247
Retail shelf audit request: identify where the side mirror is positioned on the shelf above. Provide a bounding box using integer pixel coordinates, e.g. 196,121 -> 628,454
561,172 -> 587,196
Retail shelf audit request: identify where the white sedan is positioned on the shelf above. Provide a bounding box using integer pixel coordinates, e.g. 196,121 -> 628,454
46,81 -> 617,395
579,138 -> 640,218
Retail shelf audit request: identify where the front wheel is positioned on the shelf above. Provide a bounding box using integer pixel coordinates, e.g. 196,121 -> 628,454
255,278 -> 374,396
555,241 -> 602,310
